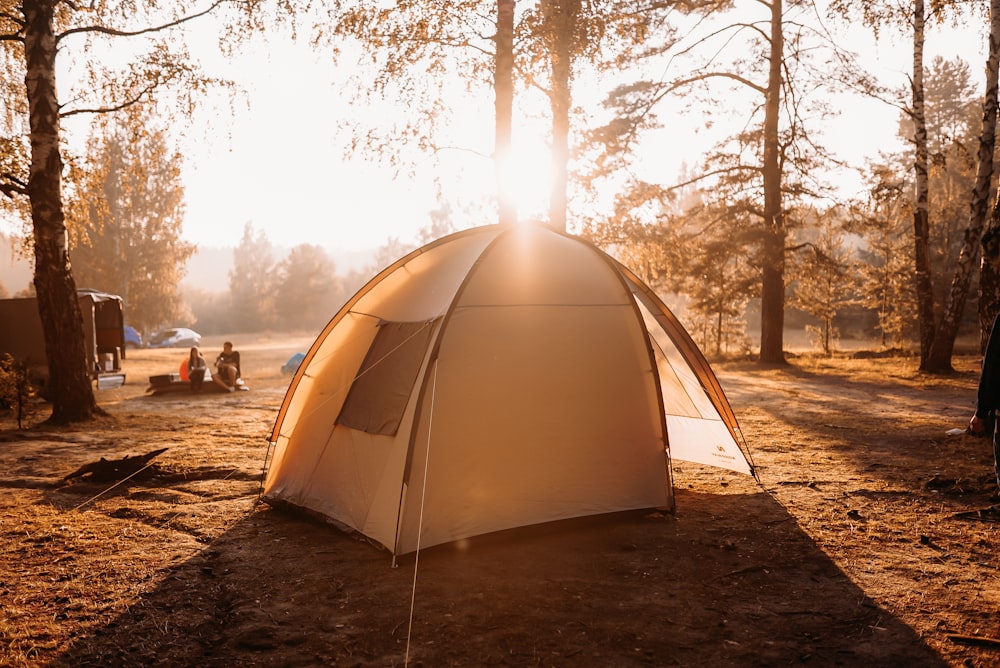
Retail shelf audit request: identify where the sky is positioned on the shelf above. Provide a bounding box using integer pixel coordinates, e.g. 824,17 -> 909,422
177,33 -> 509,254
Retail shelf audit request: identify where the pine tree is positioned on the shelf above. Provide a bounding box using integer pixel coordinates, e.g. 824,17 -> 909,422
228,223 -> 276,333
789,219 -> 857,356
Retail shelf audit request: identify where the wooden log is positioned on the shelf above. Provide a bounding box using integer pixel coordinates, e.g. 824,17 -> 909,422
63,447 -> 168,483
946,633 -> 1000,649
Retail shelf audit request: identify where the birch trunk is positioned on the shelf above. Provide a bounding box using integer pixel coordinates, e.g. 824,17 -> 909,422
22,0 -> 100,423
977,0 -> 1000,353
912,0 -> 936,369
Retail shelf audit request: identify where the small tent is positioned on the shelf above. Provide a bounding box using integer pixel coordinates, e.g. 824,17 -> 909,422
262,224 -> 754,556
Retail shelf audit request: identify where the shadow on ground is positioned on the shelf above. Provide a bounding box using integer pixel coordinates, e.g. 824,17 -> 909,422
54,490 -> 944,667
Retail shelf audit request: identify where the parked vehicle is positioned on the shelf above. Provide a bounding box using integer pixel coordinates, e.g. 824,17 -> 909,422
147,327 -> 201,349
124,326 -> 142,349
0,289 -> 128,391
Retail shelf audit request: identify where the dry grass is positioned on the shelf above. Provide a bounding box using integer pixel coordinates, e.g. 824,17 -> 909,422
1,340 -> 998,666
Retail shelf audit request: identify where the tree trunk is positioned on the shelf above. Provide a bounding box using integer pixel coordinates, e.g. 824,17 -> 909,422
23,0 -> 100,423
925,0 -> 1000,371
912,0 -> 936,370
545,0 -> 576,233
495,0 -> 516,227
758,0 -> 786,364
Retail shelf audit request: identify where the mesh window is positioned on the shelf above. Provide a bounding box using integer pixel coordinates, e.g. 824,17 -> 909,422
336,320 -> 435,435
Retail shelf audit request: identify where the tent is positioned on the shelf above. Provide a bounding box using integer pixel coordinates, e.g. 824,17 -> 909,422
262,224 -> 754,556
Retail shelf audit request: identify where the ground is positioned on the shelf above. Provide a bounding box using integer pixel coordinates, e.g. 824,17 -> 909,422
1,335 -> 999,667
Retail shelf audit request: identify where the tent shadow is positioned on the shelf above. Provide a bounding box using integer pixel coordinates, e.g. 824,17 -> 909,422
54,489 -> 946,667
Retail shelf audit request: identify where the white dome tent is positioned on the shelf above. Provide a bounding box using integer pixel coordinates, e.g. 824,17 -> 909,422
262,223 -> 755,557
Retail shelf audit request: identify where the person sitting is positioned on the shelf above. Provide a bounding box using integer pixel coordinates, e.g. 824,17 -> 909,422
187,347 -> 209,393
214,341 -> 241,391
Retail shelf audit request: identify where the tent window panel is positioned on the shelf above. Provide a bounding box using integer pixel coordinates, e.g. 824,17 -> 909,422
337,320 -> 435,436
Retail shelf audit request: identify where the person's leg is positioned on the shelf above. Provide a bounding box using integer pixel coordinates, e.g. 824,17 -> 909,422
212,374 -> 228,391
190,367 -> 204,392
993,415 -> 1000,493
212,369 -> 234,392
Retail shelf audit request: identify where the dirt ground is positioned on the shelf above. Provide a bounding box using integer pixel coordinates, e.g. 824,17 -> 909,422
1,334 -> 999,667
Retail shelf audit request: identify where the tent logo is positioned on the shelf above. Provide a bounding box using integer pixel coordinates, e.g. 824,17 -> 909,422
714,445 -> 736,462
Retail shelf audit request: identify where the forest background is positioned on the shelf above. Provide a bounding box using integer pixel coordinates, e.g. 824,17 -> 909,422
2,38 -> 992,357
4,41 -> 991,358
1,0 -> 998,392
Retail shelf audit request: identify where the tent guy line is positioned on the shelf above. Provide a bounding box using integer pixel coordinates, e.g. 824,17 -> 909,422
403,360 -> 439,664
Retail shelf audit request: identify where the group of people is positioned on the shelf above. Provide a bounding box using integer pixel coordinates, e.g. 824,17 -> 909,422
186,341 -> 241,393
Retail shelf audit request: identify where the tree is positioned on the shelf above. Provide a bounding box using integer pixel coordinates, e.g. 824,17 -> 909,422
846,169 -> 917,349
922,5 -> 998,370
228,222 -> 276,334
537,0 -> 579,232
321,1 -> 504,223
272,244 -> 345,333
840,53 -> 984,357
911,0 -> 936,366
685,211 -> 758,357
582,1 -> 857,365
14,0 -> 98,423
66,105 -> 195,333
519,0 -> 712,231
0,0 -> 278,423
325,1 -> 690,231
788,217 -> 857,356
495,0 -> 516,226
973,0 -> 1000,353
758,0 -> 786,364
829,0 -> 992,371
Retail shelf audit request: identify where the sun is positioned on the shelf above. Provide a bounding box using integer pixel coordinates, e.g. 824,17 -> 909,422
495,138 -> 554,223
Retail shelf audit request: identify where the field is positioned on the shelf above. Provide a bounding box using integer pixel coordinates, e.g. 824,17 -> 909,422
1,335 -> 998,667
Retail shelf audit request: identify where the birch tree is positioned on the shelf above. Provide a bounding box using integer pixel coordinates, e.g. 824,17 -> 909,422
1,0 -> 286,423
830,0 -> 993,371
972,0 -> 1000,353
923,0 -> 998,370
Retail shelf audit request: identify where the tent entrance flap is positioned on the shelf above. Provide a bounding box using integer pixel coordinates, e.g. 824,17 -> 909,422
337,320 -> 436,436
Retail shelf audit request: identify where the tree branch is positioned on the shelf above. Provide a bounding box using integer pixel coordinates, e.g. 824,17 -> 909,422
56,0 -> 227,43
1,175 -> 28,198
60,83 -> 158,118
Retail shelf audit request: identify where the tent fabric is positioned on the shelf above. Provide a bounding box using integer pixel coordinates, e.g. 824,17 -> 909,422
263,223 -> 754,556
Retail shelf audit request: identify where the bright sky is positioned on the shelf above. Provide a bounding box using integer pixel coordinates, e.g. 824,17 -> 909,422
179,14 -> 985,254
179,42 -> 444,252
178,31 -> 550,253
